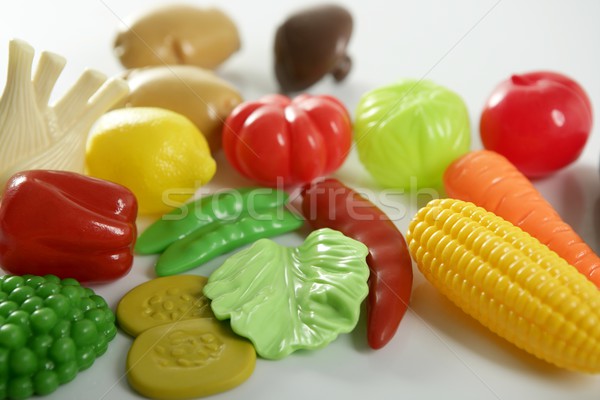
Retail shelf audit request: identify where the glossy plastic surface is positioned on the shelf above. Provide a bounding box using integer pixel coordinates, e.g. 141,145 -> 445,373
203,228 -> 369,359
116,275 -> 213,337
354,79 -> 471,189
480,71 -> 593,178
136,188 -> 303,276
274,5 -> 353,92
0,274 -> 116,399
444,150 -> 600,288
222,94 -> 352,187
0,39 -> 128,188
155,207 -> 304,276
114,5 -> 240,70
116,65 -> 242,152
85,107 -> 216,215
0,171 -> 137,283
301,178 -> 413,349
3,1 -> 600,399
126,318 -> 255,399
136,188 -> 290,254
407,199 -> 600,372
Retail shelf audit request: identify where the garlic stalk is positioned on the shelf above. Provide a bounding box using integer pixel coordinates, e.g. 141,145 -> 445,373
0,39 -> 129,188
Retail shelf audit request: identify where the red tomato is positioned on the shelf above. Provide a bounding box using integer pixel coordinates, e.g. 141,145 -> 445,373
480,71 -> 593,178
222,94 -> 352,187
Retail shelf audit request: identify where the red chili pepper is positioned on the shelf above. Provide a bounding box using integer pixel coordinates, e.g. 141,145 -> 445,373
301,178 -> 413,349
0,170 -> 138,283
222,94 -> 352,187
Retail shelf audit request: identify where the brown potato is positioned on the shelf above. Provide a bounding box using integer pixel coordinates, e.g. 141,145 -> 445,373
115,65 -> 242,151
114,5 -> 240,70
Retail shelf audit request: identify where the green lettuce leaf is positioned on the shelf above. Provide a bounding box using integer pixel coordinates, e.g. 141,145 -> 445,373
203,228 -> 369,359
354,79 -> 471,189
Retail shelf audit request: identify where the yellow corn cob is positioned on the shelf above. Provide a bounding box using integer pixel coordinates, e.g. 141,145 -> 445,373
407,198 -> 600,373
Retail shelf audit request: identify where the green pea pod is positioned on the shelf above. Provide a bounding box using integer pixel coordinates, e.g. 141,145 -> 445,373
136,188 -> 289,254
155,208 -> 304,276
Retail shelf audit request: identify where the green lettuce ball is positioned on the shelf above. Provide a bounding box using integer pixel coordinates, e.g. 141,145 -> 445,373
354,79 -> 471,189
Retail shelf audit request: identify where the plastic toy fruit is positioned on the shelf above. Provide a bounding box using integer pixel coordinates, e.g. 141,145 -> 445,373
223,94 -> 352,187
0,170 -> 137,283
274,4 -> 353,92
0,274 -> 117,399
480,71 -> 593,178
354,79 -> 470,189
114,5 -> 240,70
204,228 -> 369,359
86,107 -> 216,215
116,65 -> 242,151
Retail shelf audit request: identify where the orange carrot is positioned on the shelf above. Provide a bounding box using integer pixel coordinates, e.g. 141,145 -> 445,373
443,149 -> 600,289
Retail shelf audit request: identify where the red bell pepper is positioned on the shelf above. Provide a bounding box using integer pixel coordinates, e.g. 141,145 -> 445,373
0,170 -> 138,283
301,178 -> 413,349
222,94 -> 352,187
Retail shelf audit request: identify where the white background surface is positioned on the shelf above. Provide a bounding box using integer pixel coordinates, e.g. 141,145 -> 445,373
1,1 -> 600,399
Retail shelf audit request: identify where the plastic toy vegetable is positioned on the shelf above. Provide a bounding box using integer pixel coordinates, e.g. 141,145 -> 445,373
126,318 -> 255,399
0,170 -> 138,283
274,4 -> 353,92
136,188 -> 289,254
155,207 -> 304,276
354,79 -> 470,189
136,187 -> 303,276
203,228 -> 370,359
86,107 -> 216,215
117,275 -> 214,337
0,39 -> 128,188
407,198 -> 600,373
301,178 -> 412,349
480,71 -> 593,177
0,274 -> 117,399
114,5 -> 240,70
222,94 -> 352,187
116,65 -> 243,151
444,150 -> 600,288
119,276 -> 255,399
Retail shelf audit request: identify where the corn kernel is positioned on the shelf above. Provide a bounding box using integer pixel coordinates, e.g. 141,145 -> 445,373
407,198 -> 600,373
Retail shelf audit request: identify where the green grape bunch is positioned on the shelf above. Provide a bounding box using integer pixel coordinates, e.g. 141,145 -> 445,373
0,274 -> 117,399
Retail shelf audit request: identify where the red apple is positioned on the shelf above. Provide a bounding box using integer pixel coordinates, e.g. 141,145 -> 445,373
480,71 -> 593,178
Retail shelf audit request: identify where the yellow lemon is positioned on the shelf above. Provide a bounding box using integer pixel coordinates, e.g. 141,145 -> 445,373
86,107 -> 216,214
